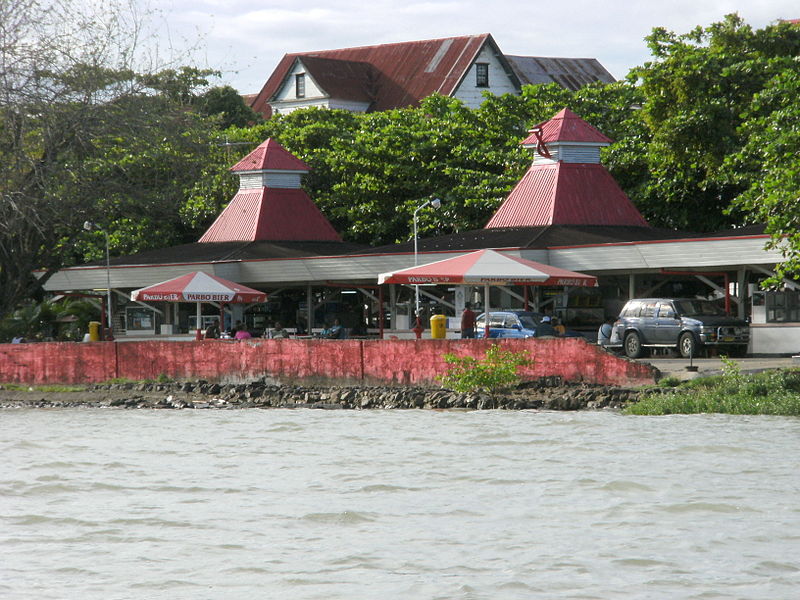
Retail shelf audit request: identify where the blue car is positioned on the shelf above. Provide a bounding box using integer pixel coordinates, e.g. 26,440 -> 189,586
475,310 -> 584,338
475,311 -> 544,338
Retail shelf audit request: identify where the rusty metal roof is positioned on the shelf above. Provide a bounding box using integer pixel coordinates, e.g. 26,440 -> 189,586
199,188 -> 341,243
249,34 -> 506,117
522,108 -> 613,145
486,162 -> 648,228
299,56 -> 379,103
506,56 -> 615,91
230,138 -> 309,173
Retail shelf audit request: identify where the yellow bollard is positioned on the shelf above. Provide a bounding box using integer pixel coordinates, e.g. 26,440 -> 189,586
88,321 -> 101,342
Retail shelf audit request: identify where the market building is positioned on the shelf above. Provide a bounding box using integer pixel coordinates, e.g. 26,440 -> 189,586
41,109 -> 799,354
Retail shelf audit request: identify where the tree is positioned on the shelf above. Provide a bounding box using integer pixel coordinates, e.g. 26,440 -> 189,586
629,14 -> 800,231
726,56 -> 800,280
0,0 -> 224,316
196,85 -> 263,129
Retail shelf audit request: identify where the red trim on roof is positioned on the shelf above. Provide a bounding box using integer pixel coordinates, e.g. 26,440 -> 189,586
522,108 -> 612,145
486,162 -> 648,228
230,138 -> 309,173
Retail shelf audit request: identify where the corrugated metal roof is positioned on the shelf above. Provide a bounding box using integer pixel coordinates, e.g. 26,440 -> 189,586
250,34 -> 501,117
199,188 -> 342,243
522,108 -> 612,145
300,56 -> 378,103
505,56 -> 615,91
230,138 -> 309,173
485,162 -> 648,228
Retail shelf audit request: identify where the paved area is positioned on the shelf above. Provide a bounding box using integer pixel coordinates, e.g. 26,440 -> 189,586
637,355 -> 799,381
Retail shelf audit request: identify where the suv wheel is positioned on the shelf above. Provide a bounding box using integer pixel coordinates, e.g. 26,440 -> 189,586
679,332 -> 697,359
624,332 -> 643,359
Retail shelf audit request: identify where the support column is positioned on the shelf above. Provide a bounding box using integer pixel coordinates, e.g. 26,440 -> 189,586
628,274 -> 636,300
389,285 -> 397,330
306,285 -> 313,334
737,267 -> 747,319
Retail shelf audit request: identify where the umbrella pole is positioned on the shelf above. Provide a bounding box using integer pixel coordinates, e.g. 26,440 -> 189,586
484,283 -> 491,338
195,301 -> 202,340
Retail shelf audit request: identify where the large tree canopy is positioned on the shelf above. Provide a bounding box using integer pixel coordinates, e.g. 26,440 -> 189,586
630,14 -> 800,231
0,0 -> 248,316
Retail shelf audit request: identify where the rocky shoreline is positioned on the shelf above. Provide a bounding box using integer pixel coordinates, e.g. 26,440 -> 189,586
0,376 -> 652,411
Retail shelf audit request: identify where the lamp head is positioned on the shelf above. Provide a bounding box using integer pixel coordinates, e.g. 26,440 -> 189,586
430,197 -> 441,209
83,221 -> 93,231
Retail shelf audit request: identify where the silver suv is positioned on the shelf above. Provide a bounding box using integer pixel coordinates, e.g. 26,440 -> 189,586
613,298 -> 750,358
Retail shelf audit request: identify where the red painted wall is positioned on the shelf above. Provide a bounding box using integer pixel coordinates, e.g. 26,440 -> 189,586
0,338 -> 655,386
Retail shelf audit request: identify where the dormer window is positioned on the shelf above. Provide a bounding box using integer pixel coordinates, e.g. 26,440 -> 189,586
295,73 -> 306,98
475,63 -> 489,87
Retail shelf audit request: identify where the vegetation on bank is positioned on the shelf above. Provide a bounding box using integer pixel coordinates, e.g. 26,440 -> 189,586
626,360 -> 800,416
0,383 -> 85,393
438,345 -> 531,399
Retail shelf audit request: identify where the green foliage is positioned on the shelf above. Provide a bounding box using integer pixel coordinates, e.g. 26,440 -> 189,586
656,375 -> 682,388
0,384 -> 84,393
0,298 -> 100,342
438,345 -> 531,398
196,85 -> 263,128
626,365 -> 800,416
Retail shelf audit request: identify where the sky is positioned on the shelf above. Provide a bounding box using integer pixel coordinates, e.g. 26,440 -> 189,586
156,0 -> 800,95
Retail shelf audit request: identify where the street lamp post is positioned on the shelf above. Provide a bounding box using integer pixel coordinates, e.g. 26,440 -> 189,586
412,196 -> 441,336
83,221 -> 112,335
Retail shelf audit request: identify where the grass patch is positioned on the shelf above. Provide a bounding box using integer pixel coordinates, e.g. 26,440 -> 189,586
0,383 -> 85,393
627,360 -> 800,416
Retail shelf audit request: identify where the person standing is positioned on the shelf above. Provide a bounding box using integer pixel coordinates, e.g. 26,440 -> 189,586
460,302 -> 477,339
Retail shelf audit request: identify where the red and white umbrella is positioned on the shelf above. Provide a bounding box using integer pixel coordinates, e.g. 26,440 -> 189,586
378,249 -> 597,287
131,271 -> 267,303
131,272 -> 267,336
378,249 -> 597,336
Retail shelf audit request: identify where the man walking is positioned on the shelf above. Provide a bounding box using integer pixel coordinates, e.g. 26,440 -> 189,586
460,302 -> 477,339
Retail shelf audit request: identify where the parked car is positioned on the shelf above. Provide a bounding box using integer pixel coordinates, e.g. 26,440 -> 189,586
475,310 -> 583,339
612,298 -> 750,358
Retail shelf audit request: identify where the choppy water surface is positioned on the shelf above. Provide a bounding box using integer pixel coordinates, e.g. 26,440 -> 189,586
1,408 -> 798,599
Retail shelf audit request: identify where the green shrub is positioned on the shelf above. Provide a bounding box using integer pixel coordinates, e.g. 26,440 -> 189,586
657,376 -> 682,388
626,362 -> 800,416
438,345 -> 531,399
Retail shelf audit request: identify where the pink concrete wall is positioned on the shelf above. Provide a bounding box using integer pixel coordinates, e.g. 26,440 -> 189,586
360,338 -> 654,386
0,338 -> 655,386
0,342 -> 118,384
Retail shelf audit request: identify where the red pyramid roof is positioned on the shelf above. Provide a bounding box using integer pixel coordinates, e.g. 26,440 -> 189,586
521,108 -> 612,145
199,188 -> 341,242
230,138 -> 309,172
485,162 -> 649,228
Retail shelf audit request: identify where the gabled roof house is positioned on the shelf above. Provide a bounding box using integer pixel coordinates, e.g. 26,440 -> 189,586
249,34 -> 615,118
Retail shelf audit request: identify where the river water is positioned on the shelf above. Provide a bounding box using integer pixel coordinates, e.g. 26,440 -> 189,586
1,408 -> 798,599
